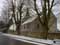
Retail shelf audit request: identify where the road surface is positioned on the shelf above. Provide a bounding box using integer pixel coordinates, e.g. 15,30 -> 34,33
0,32 -> 60,45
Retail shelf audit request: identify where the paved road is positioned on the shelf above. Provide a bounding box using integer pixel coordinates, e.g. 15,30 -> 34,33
0,34 -> 9,45
0,33 -> 60,45
0,33 -> 36,45
0,35 -> 35,45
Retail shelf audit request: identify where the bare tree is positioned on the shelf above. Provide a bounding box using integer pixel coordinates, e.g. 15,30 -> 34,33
33,0 -> 55,39
0,0 -> 13,33
11,0 -> 24,35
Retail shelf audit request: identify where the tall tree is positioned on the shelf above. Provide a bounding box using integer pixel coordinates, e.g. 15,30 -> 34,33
11,0 -> 24,35
0,0 -> 13,33
33,0 -> 54,39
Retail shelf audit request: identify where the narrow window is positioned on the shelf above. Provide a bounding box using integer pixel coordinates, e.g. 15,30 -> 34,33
24,25 -> 25,29
37,24 -> 39,28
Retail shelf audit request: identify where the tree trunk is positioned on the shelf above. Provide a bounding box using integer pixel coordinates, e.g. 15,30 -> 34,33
42,24 -> 49,39
16,21 -> 21,35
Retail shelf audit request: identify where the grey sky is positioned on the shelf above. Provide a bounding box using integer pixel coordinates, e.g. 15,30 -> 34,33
0,0 -> 60,30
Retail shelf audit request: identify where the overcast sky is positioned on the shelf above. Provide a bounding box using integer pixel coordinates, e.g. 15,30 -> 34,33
0,0 -> 60,30
0,0 -> 60,17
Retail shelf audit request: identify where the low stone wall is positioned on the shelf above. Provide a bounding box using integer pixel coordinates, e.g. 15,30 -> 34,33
48,33 -> 60,39
20,31 -> 48,39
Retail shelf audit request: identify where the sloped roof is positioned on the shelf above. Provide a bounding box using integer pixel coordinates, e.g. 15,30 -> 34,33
22,15 -> 37,25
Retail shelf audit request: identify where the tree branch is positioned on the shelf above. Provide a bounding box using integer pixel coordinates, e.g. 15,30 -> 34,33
12,1 -> 16,24
50,0 -> 54,9
18,1 -> 24,21
34,0 -> 44,25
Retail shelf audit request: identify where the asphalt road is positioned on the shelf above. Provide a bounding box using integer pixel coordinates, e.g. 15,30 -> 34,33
0,33 -> 35,45
0,33 -> 60,45
0,34 -> 9,45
